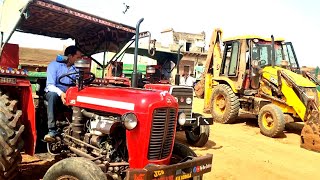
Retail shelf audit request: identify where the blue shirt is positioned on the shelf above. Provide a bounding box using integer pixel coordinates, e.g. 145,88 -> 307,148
45,61 -> 77,96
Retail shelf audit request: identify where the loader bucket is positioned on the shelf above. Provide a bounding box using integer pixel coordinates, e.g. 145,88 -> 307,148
300,100 -> 320,152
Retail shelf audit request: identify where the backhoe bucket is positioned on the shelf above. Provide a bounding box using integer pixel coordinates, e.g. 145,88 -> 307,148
300,100 -> 320,152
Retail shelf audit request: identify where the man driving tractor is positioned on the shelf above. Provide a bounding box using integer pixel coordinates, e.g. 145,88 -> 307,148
44,45 -> 81,142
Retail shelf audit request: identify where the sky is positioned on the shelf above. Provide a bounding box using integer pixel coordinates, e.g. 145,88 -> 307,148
4,0 -> 320,67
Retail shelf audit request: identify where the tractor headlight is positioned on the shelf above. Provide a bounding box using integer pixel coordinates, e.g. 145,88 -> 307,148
178,112 -> 186,125
186,97 -> 192,105
122,113 -> 138,130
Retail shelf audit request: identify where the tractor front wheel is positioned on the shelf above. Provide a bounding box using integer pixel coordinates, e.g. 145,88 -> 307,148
43,157 -> 106,180
211,84 -> 240,124
258,104 -> 285,137
171,142 -> 202,180
185,113 -> 210,147
0,93 -> 24,180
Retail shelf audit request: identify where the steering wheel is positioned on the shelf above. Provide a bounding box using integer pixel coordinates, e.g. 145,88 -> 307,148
58,71 -> 95,86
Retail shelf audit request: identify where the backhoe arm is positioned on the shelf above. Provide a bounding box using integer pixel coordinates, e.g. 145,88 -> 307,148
277,70 -> 320,152
194,28 -> 223,98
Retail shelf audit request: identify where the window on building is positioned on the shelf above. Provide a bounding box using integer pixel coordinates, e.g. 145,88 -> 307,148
186,42 -> 192,51
183,65 -> 190,75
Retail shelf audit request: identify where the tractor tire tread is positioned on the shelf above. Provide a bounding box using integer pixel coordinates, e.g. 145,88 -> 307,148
185,121 -> 210,147
0,93 -> 23,180
43,157 -> 107,180
211,84 -> 240,124
258,104 -> 285,137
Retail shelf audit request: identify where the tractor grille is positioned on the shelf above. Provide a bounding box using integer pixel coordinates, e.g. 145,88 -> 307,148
171,87 -> 193,118
148,108 -> 176,160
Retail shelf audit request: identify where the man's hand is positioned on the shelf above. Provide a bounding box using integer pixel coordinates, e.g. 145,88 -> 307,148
61,92 -> 66,104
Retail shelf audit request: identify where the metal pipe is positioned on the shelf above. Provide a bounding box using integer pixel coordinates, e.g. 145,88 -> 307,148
260,93 -> 288,105
109,162 -> 129,166
81,109 -> 99,119
0,32 -> 3,49
131,18 -> 144,88
102,51 -> 106,78
64,134 -> 101,151
271,35 -> 275,68
106,40 -> 135,68
175,45 -> 183,85
102,34 -> 109,79
69,146 -> 96,160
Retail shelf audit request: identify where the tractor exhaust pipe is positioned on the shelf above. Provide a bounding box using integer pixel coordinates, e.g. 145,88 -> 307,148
131,18 -> 144,88
175,45 -> 183,85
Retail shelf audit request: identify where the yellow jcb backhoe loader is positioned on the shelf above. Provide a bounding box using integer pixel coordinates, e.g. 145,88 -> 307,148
195,29 -> 320,152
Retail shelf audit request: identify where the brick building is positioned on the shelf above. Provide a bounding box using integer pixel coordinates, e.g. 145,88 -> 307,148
160,28 -> 207,77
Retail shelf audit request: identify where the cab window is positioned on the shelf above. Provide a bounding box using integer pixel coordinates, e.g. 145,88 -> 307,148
221,41 -> 240,76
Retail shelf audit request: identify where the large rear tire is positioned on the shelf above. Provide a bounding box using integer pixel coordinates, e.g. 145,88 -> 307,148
258,104 -> 285,137
211,84 -> 240,124
0,93 -> 24,180
185,114 -> 210,147
43,157 -> 106,180
171,142 -> 202,180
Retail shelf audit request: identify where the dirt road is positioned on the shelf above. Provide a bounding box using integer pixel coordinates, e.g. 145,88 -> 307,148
19,98 -> 320,180
176,98 -> 320,180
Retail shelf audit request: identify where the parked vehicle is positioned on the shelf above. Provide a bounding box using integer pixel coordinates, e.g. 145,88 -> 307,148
111,46 -> 214,147
195,28 -> 320,151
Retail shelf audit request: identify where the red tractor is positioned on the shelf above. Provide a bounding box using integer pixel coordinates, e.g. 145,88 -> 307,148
0,1 -> 212,180
122,47 -> 214,147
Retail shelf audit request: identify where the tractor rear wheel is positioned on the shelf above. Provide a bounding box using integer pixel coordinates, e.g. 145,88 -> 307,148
43,157 -> 106,180
185,113 -> 210,147
171,142 -> 202,180
258,104 -> 285,137
0,93 -> 24,180
211,84 -> 240,124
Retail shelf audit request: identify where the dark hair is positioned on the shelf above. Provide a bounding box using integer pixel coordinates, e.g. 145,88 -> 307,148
64,45 -> 78,56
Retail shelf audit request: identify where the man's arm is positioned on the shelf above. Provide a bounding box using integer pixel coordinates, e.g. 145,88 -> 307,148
46,62 -> 63,96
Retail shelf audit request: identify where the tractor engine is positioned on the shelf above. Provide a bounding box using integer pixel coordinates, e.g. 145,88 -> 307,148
49,107 -> 129,178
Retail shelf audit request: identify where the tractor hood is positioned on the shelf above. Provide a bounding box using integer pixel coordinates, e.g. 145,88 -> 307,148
262,66 -> 316,88
65,86 -> 178,114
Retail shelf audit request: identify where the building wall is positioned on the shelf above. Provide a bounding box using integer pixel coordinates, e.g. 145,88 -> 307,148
160,28 -> 206,80
160,28 -> 174,48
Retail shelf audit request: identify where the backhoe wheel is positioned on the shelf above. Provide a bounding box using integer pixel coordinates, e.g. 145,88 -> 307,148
211,84 -> 240,124
185,114 -> 210,147
43,157 -> 106,180
171,142 -> 202,180
0,93 -> 24,180
258,104 -> 285,138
